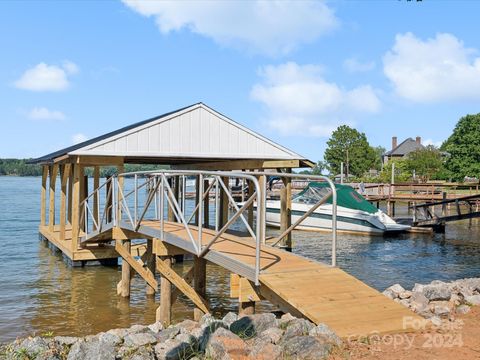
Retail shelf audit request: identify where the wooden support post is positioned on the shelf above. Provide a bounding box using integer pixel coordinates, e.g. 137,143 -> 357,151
119,240 -> 131,298
67,164 -> 73,224
79,173 -> 88,231
71,164 -> 82,252
387,201 -> 391,216
157,256 -> 172,326
280,170 -> 292,251
93,166 -> 100,225
146,239 -> 156,296
231,274 -> 259,315
203,179 -> 210,228
117,164 -> 124,222
40,166 -> 48,226
193,256 -> 207,321
219,176 -> 229,228
442,192 -> 447,217
392,201 -> 396,218
60,164 -> 71,240
258,174 -> 266,245
48,164 -> 59,232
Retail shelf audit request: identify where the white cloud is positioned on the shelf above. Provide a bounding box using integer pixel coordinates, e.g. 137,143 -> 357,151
72,133 -> 88,144
122,0 -> 338,56
14,61 -> 79,91
423,138 -> 442,148
27,107 -> 66,121
343,57 -> 375,73
250,62 -> 381,137
384,32 -> 480,102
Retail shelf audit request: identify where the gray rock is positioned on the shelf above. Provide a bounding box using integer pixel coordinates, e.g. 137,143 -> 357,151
412,283 -> 424,293
399,290 -> 412,299
308,324 -> 342,346
148,322 -> 164,333
249,341 -> 283,360
129,347 -> 156,360
382,289 -> 396,300
410,292 -> 429,313
205,328 -> 249,360
281,318 -> 315,343
422,284 -> 451,301
464,294 -> 480,305
385,283 -> 405,297
222,312 -> 238,327
282,335 -> 331,359
155,338 -> 192,360
99,332 -> 122,347
175,319 -> 199,334
67,338 -> 115,360
123,332 -> 158,347
107,327 -> 128,339
199,313 -> 216,327
156,327 -> 180,343
128,324 -> 150,334
256,327 -> 284,345
19,337 -> 49,358
279,313 -> 296,327
456,304 -> 471,315
230,313 -> 277,338
431,301 -> 451,317
54,336 -> 79,346
399,299 -> 411,308
429,316 -> 442,327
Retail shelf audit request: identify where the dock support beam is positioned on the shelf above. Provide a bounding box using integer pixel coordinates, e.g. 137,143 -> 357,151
40,166 -> 48,226
219,177 -> 229,228
119,240 -> 131,298
146,239 -> 156,296
193,256 -> 207,321
157,256 -> 172,326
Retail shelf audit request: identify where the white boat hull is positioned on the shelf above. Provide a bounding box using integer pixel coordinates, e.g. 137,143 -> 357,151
263,201 -> 410,235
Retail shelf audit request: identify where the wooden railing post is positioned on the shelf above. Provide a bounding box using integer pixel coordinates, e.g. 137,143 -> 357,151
71,164 -> 82,252
219,176 -> 229,228
93,166 -> 100,225
203,179 -> 210,228
60,164 -> 71,240
48,164 -> 59,232
280,169 -> 292,251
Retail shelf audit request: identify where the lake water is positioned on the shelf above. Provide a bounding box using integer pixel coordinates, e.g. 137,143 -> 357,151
0,176 -> 479,342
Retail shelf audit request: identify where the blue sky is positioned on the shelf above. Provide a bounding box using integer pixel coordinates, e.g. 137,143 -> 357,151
1,0 -> 480,162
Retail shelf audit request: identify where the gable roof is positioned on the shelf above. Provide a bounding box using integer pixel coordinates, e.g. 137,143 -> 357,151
384,137 -> 424,156
31,103 -> 311,166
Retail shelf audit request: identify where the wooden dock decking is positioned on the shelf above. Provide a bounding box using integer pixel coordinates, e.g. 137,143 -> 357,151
81,220 -> 422,338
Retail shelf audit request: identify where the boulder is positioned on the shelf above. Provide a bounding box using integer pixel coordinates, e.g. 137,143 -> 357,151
222,312 -> 238,327
107,328 -> 128,339
19,337 -> 49,358
175,319 -> 199,334
54,336 -> 79,346
385,284 -> 405,298
464,294 -> 480,305
422,284 -> 451,301
155,339 -> 191,360
399,290 -> 412,299
148,322 -> 164,334
410,292 -> 429,313
281,319 -> 315,343
230,313 -> 277,338
256,327 -> 284,345
67,338 -> 116,360
278,313 -> 296,328
430,301 -> 452,317
282,335 -> 331,360
128,324 -> 150,334
129,347 -> 156,360
308,324 -> 341,346
123,332 -> 158,348
412,283 -> 424,293
382,289 -> 396,300
205,328 -> 249,360
156,327 -> 180,343
248,341 -> 282,360
99,332 -> 122,347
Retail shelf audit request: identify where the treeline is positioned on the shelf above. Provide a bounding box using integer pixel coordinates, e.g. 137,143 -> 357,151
301,113 -> 480,183
0,159 -> 169,177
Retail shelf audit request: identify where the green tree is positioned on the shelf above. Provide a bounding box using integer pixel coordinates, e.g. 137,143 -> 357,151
378,158 -> 411,183
324,125 -> 377,177
441,114 -> 480,181
405,145 -> 445,182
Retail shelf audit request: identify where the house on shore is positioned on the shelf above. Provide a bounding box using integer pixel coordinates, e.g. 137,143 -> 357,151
383,136 -> 424,163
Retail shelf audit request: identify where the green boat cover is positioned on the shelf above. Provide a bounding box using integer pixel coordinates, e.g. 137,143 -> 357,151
293,182 -> 378,214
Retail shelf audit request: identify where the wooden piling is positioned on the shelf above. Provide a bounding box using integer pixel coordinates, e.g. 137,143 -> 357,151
157,256 -> 172,326
40,166 -> 48,226
119,240 -> 131,298
146,239 -> 156,296
193,256 -> 207,321
60,164 -> 70,240
219,176 -> 229,228
71,164 -> 82,252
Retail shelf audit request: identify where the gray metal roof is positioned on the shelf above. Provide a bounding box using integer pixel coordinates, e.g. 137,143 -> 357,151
384,138 -> 424,156
31,103 -> 311,166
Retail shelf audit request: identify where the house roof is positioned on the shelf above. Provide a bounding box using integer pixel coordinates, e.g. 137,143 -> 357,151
384,137 -> 424,156
30,103 -> 312,167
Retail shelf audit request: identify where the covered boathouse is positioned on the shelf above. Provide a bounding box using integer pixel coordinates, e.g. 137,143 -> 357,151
30,102 -> 421,337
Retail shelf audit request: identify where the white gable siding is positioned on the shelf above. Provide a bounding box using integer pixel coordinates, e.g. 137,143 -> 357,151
69,104 -> 304,160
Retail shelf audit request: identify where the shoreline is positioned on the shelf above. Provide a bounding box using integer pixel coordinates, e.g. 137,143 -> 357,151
1,277 -> 479,359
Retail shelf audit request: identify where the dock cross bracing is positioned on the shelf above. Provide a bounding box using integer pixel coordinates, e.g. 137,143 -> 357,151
31,103 -> 422,338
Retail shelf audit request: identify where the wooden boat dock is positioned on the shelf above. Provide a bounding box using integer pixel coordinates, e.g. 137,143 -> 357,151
32,103 -> 422,339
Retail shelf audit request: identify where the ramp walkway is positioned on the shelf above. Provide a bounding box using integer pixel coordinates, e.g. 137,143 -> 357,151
80,170 -> 421,337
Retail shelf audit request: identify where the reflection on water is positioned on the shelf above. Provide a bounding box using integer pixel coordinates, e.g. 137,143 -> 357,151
0,177 -> 479,342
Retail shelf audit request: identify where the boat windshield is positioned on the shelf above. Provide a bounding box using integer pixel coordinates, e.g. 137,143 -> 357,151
293,182 -> 378,214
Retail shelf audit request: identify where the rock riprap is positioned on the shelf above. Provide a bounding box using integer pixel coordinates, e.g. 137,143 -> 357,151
0,313 -> 341,360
